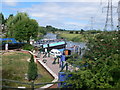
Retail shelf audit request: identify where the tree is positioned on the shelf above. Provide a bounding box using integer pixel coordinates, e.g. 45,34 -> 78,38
46,25 -> 57,33
80,29 -> 84,34
69,31 -> 73,34
6,14 -> 14,37
6,12 -> 39,43
14,18 -> 38,42
6,13 -> 29,37
0,13 -> 5,24
0,13 -> 6,33
38,26 -> 47,35
27,55 -> 38,81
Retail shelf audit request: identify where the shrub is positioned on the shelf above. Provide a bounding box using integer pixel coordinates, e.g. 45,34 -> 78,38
27,55 -> 38,81
22,43 -> 34,51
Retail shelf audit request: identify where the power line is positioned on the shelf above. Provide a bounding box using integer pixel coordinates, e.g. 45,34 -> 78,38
103,0 -> 117,31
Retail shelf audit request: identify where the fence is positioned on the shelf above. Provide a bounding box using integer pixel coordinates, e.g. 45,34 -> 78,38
1,79 -> 61,89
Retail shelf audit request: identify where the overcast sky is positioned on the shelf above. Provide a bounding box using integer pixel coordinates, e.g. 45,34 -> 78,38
2,0 -> 119,30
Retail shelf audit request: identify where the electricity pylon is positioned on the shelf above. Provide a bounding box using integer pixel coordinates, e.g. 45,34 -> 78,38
104,0 -> 114,31
118,1 -> 120,30
90,17 -> 94,30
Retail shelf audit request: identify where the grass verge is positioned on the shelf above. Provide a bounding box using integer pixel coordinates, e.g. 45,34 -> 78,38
57,33 -> 97,42
2,51 -> 53,88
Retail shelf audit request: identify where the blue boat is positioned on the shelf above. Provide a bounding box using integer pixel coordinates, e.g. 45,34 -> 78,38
35,39 -> 66,50
0,38 -> 25,50
42,41 -> 66,50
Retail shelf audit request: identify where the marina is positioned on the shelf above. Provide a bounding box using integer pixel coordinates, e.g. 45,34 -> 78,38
31,33 -> 87,88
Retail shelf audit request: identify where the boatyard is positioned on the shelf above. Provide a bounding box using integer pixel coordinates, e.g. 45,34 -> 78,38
32,33 -> 86,88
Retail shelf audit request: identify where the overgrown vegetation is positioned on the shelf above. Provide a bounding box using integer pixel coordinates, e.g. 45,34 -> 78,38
22,43 -> 34,51
65,31 -> 120,88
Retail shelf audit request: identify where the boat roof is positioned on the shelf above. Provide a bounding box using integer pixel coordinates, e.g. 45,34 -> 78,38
51,49 -> 60,52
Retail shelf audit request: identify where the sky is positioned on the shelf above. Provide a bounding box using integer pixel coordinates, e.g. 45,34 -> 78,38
1,0 -> 119,30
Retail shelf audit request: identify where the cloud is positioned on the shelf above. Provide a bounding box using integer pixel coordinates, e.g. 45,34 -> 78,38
3,0 -> 18,6
3,1 -> 118,30
19,2 -> 106,29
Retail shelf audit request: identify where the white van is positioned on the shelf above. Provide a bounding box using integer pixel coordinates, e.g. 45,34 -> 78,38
50,49 -> 62,57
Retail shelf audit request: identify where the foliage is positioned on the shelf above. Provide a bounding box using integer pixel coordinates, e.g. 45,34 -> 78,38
66,31 -> 120,88
22,43 -> 34,51
14,18 -> 38,42
86,30 -> 102,34
38,26 -> 47,35
0,13 -> 7,33
46,25 -> 64,33
27,55 -> 38,81
0,13 -> 5,24
6,12 -> 38,43
66,54 -> 82,66
69,31 -> 74,34
5,14 -> 14,37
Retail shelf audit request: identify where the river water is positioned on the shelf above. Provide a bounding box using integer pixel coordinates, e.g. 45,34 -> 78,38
43,33 -> 86,48
43,33 -> 87,56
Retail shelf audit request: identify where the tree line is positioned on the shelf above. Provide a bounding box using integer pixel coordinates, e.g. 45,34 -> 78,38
0,12 -> 64,43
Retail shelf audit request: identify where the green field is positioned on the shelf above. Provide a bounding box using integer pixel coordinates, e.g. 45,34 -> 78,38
2,51 -> 53,88
57,33 -> 96,42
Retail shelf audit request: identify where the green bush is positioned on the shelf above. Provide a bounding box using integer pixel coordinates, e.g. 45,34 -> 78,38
22,43 -> 34,51
66,31 -> 120,88
28,55 -> 38,81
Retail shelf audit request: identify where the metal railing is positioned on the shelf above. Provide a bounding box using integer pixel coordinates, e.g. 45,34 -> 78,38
1,79 -> 62,89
